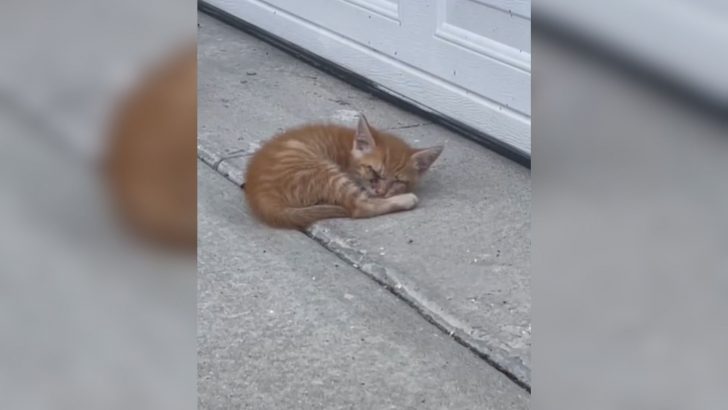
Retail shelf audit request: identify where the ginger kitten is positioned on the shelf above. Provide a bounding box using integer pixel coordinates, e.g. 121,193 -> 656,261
105,45 -> 196,249
244,114 -> 443,229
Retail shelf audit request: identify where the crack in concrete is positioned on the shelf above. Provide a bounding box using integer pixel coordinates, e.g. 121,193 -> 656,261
220,148 -> 255,159
382,122 -> 433,131
199,146 -> 256,170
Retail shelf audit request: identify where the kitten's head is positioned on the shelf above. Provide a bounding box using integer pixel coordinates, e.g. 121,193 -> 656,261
349,115 -> 443,197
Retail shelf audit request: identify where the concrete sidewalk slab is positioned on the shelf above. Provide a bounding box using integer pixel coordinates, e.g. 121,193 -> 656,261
198,162 -> 529,409
198,13 -> 531,386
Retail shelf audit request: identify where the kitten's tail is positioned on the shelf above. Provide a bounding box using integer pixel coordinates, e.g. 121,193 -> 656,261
251,202 -> 349,230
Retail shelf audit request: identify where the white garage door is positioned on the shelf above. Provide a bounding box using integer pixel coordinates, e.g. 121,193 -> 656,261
203,0 -> 531,155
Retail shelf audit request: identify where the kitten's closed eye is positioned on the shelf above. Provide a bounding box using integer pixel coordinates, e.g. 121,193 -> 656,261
362,165 -> 388,196
385,181 -> 408,197
367,165 -> 382,181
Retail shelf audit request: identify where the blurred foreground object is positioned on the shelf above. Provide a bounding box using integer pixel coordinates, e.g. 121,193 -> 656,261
534,0 -> 728,109
0,1 -> 196,409
105,45 -> 197,250
533,10 -> 728,410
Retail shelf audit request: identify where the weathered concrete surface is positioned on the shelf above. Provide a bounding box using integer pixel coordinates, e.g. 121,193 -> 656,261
198,13 -> 531,385
198,162 -> 529,409
197,12 -> 430,178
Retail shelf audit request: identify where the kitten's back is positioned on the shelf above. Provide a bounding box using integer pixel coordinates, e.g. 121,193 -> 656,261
244,124 -> 355,229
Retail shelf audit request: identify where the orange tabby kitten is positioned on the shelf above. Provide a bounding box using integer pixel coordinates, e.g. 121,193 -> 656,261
105,45 -> 196,249
245,114 -> 443,229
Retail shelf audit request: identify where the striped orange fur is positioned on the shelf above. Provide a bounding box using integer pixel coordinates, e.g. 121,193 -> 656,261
244,114 -> 443,230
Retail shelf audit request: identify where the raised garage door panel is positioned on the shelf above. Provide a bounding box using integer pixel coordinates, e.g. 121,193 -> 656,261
205,0 -> 531,155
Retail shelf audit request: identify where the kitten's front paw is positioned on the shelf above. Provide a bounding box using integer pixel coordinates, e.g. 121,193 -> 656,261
391,193 -> 419,210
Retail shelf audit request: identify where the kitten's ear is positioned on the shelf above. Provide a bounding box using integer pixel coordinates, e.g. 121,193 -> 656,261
410,145 -> 444,175
353,114 -> 376,157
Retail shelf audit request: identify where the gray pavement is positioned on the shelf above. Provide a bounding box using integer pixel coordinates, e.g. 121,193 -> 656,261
198,12 -> 532,386
198,162 -> 529,409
